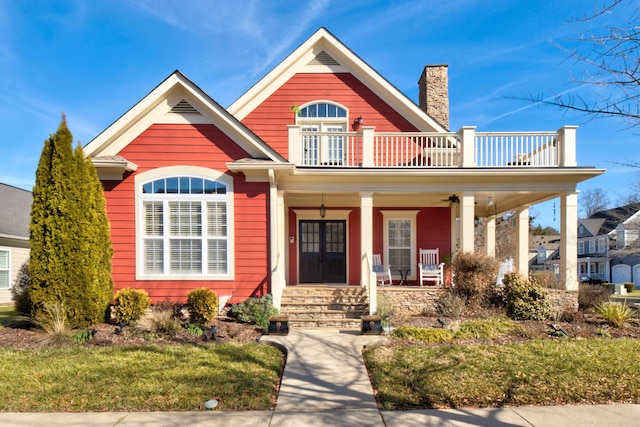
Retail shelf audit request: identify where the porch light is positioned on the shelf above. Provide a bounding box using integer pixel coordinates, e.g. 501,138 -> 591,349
320,193 -> 326,218
357,115 -> 364,125
487,196 -> 494,207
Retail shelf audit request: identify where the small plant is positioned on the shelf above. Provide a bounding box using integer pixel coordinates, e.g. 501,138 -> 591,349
595,301 -> 637,328
71,329 -> 95,344
114,288 -> 151,325
376,293 -> 395,329
597,329 -> 611,338
186,288 -> 218,324
187,323 -> 204,336
436,291 -> 467,318
230,294 -> 278,328
503,272 -> 551,321
33,302 -> 72,345
134,303 -> 182,336
623,282 -> 635,294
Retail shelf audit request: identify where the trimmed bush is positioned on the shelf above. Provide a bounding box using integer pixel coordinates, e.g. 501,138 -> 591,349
230,294 -> 278,328
114,288 -> 151,325
452,252 -> 500,307
186,288 -> 218,325
134,303 -> 182,336
10,261 -> 31,315
503,272 -> 551,320
579,283 -> 612,311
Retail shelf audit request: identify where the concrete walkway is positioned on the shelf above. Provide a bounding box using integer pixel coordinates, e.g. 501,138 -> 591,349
0,329 -> 639,426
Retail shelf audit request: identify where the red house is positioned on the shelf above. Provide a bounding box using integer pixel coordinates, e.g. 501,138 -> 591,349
84,28 -> 603,316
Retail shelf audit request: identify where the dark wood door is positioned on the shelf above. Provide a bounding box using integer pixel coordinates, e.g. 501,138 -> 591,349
299,220 -> 346,283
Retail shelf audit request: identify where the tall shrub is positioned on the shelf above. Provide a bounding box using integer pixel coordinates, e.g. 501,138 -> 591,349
29,117 -> 113,327
503,272 -> 551,320
452,252 -> 500,307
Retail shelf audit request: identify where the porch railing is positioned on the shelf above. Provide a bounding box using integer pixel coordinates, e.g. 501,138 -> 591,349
287,126 -> 577,168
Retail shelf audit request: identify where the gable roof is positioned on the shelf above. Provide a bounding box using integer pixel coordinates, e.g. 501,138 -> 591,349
585,202 -> 640,236
227,28 -> 447,133
0,183 -> 32,240
84,71 -> 286,165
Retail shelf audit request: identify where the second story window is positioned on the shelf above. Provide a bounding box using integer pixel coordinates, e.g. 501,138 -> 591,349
297,102 -> 348,165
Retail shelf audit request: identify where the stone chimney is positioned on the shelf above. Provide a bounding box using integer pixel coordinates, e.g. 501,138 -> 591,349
418,65 -> 449,130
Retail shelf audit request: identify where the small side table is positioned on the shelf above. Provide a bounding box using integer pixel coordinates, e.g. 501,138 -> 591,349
397,270 -> 411,286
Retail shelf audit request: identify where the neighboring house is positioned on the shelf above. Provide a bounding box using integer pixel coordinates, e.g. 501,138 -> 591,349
0,183 -> 32,304
578,203 -> 640,286
529,235 -> 560,276
83,28 -> 603,311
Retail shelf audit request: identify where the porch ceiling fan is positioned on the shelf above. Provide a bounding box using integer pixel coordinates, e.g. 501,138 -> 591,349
441,194 -> 460,205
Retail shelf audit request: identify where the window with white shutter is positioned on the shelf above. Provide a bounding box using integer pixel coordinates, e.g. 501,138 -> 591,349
139,174 -> 231,278
0,250 -> 9,289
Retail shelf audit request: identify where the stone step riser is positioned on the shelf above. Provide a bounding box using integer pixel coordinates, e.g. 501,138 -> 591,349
281,287 -> 370,328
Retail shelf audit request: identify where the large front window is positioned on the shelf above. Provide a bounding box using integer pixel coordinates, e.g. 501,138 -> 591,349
138,173 -> 231,278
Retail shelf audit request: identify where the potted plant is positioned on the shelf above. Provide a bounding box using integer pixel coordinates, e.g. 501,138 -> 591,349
442,253 -> 453,287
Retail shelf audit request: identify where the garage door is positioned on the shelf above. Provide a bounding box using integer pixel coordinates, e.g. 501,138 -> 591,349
612,264 -> 631,283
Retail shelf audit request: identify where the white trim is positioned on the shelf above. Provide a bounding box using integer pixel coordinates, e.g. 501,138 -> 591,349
381,210 -> 419,281
84,72 -> 284,163
134,166 -> 235,281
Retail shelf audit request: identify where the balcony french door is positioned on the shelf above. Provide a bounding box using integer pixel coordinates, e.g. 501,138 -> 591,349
301,125 -> 346,165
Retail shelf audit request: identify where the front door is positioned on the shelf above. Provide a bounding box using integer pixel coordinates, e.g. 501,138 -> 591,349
299,220 -> 346,283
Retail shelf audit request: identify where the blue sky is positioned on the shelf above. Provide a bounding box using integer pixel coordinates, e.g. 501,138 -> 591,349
1,0 -> 638,228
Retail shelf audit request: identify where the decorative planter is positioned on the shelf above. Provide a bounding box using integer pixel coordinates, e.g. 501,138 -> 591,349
361,315 -> 382,335
268,315 -> 289,335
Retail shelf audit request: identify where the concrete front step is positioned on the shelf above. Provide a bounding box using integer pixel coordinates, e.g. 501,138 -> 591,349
284,309 -> 367,320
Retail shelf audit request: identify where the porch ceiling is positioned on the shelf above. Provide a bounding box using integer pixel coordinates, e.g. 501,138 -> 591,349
284,190 -> 560,218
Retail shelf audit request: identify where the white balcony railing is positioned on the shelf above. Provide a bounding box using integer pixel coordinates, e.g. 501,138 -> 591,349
287,126 -> 577,169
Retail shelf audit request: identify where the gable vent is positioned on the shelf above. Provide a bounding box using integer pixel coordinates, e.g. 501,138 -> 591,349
308,51 -> 340,66
170,99 -> 201,114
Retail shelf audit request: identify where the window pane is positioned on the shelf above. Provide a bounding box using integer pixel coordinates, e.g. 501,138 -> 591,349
208,240 -> 227,274
207,202 -> 227,237
191,178 -> 204,194
144,239 -> 163,274
169,202 -> 201,236
389,248 -> 411,271
166,177 -> 179,194
170,239 -> 202,273
143,182 -> 153,194
317,103 -> 328,117
144,202 -> 163,236
154,179 -> 165,194
0,251 -> 8,269
327,104 -> 337,117
179,177 -> 190,194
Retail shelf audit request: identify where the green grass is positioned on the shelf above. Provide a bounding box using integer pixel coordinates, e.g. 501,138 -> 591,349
365,339 -> 640,409
0,344 -> 283,411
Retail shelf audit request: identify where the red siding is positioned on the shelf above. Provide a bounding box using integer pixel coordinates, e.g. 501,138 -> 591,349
103,124 -> 269,303
242,73 -> 419,159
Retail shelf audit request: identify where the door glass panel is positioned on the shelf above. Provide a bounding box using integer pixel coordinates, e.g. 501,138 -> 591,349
301,222 -> 320,253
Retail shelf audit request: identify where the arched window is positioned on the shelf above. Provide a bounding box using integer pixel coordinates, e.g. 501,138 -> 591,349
297,101 -> 348,165
136,169 -> 233,279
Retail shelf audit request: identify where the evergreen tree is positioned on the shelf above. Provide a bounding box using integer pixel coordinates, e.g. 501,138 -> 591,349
29,116 -> 113,327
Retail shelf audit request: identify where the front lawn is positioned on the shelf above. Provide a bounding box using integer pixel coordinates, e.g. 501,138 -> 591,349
0,344 -> 283,411
365,337 -> 640,409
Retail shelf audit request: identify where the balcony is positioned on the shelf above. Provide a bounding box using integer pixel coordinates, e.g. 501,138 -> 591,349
287,126 -> 577,169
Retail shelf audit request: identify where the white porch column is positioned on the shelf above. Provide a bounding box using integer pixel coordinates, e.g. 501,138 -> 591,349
459,126 -> 476,168
361,126 -> 376,167
360,192 -> 376,314
485,215 -> 496,258
269,171 -> 285,309
561,192 -> 579,290
515,206 -> 530,277
459,192 -> 475,253
287,125 -> 301,164
558,126 -> 577,167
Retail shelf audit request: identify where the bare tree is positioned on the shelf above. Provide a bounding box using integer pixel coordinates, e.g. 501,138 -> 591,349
580,188 -> 610,217
511,1 -> 640,127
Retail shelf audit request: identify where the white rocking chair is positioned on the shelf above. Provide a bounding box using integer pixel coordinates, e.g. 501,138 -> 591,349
372,254 -> 393,286
418,248 -> 444,286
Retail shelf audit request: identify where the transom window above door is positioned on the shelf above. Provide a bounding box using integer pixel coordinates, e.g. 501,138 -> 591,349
297,101 -> 349,166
